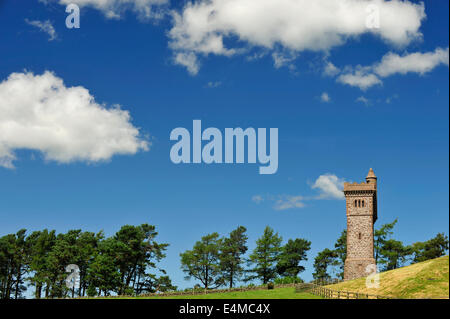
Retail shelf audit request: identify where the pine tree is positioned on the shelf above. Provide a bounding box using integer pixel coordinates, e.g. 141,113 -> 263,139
180,232 -> 222,289
247,226 -> 282,284
219,226 -> 248,288
276,238 -> 311,278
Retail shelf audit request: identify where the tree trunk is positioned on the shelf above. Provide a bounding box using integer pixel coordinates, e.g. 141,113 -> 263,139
35,283 -> 42,299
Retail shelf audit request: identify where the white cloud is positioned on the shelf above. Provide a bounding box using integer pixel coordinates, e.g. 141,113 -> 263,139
274,196 -> 305,211
0,71 -> 149,169
272,51 -> 298,70
337,68 -> 382,90
320,92 -> 331,103
169,0 -> 425,74
373,47 -> 449,77
356,96 -> 371,106
25,19 -> 57,41
252,173 -> 345,210
174,52 -> 200,75
252,195 -> 264,204
323,61 -> 340,77
311,174 -> 345,200
334,47 -> 449,90
50,0 -> 168,20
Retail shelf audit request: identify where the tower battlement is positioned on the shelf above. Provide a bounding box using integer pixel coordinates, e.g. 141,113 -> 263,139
343,182 -> 377,192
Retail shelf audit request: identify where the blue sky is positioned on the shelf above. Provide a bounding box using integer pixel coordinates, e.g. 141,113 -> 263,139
0,0 -> 448,290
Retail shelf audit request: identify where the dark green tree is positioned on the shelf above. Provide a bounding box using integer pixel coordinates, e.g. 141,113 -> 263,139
0,231 -> 30,299
86,284 -> 97,297
219,226 -> 248,288
113,224 -> 168,295
374,219 -> 397,264
333,230 -> 347,279
135,274 -> 177,294
180,233 -> 222,289
312,248 -> 337,281
378,239 -> 411,271
75,230 -> 103,297
247,226 -> 283,284
411,233 -> 449,263
86,237 -> 122,296
0,223 -> 169,299
11,229 -> 29,299
45,230 -> 83,298
276,238 -> 311,278
0,234 -> 15,299
26,229 -> 56,298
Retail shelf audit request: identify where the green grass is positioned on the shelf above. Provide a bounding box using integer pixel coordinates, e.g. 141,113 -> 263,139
327,256 -> 449,299
135,287 -> 321,299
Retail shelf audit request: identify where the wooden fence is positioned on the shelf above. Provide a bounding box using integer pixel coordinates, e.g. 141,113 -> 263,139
295,283 -> 392,299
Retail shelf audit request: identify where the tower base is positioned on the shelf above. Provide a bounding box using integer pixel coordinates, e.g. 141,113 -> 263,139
344,258 -> 376,281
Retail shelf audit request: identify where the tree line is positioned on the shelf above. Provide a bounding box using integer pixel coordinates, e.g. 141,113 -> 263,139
180,226 -> 311,289
0,224 -> 175,299
312,219 -> 449,280
1,221 -> 448,298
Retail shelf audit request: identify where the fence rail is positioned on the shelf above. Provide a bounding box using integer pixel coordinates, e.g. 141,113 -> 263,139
295,283 -> 392,299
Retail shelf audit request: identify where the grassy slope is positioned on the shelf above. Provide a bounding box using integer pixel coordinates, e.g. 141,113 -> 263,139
138,287 -> 321,299
327,256 -> 449,299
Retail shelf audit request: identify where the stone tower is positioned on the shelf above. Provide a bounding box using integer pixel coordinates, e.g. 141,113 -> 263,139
343,168 -> 377,280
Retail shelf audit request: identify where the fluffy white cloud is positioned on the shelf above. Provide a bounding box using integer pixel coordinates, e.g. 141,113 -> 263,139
335,47 -> 449,90
337,69 -> 382,90
169,0 -> 425,74
320,92 -> 331,103
373,47 -> 449,77
174,52 -> 200,75
25,19 -> 57,41
50,0 -> 168,20
323,62 -> 341,77
311,174 -> 345,200
0,71 -> 149,168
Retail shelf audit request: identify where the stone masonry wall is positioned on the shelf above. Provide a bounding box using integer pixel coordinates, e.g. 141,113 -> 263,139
344,192 -> 376,280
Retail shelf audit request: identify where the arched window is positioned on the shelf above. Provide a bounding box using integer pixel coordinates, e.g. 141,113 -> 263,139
354,199 -> 357,207
362,200 -> 365,207
358,199 -> 361,207
358,233 -> 362,240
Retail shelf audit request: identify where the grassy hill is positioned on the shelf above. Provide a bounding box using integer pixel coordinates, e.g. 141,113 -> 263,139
138,287 -> 321,299
106,256 -> 448,299
327,256 -> 449,299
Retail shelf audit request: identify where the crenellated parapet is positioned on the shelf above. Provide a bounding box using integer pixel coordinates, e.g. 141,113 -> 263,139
343,182 -> 376,192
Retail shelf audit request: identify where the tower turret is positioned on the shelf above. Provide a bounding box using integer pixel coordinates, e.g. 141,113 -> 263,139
366,168 -> 377,187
